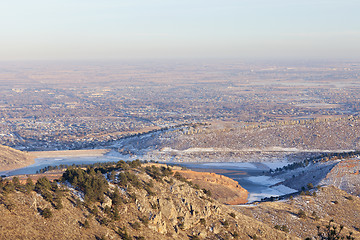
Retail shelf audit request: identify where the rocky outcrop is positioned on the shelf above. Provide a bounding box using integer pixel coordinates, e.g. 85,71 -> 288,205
174,169 -> 249,204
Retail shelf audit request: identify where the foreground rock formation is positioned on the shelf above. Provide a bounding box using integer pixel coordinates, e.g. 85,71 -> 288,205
0,162 -> 291,240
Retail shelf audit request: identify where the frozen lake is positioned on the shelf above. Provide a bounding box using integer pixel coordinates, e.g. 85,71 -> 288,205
180,162 -> 297,202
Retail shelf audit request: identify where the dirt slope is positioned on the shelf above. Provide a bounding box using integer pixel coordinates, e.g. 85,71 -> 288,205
0,145 -> 34,171
174,169 -> 249,205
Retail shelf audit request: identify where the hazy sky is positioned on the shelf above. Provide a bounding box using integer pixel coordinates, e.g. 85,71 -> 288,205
1,0 -> 359,60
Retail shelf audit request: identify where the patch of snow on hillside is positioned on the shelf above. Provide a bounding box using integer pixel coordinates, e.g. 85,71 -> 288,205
247,184 -> 297,202
201,162 -> 256,169
246,176 -> 282,186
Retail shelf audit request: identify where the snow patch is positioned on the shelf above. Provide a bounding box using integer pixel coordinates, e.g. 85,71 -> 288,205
247,184 -> 297,202
246,176 -> 282,186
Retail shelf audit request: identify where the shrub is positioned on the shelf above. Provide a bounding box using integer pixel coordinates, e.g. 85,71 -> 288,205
112,207 -> 120,221
128,159 -> 142,168
3,181 -> 15,193
42,207 -> 52,218
346,196 -> 353,201
274,225 -> 289,233
111,187 -> 122,206
222,219 -> 229,228
130,221 -> 141,230
298,209 -> 306,218
139,216 -> 149,226
161,166 -> 173,176
116,160 -> 129,170
5,201 -> 16,211
62,168 -> 108,203
202,188 -> 212,197
25,178 -> 35,193
174,172 -> 187,182
12,177 -> 21,190
84,219 -> 90,228
54,196 -> 63,209
307,219 -> 355,240
35,177 -> 51,192
42,190 -> 53,202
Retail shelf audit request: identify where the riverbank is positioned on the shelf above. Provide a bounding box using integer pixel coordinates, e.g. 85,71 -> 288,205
28,149 -> 111,158
0,148 -> 112,174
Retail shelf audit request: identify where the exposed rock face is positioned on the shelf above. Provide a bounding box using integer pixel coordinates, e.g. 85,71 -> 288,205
321,159 -> 360,196
0,145 -> 34,171
174,169 -> 249,204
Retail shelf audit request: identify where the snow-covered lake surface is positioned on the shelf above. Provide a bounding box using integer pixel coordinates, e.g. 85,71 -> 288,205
181,162 -> 297,202
1,155 -> 295,202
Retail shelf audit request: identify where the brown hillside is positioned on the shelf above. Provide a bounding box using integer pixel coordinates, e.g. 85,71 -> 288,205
174,169 -> 249,205
0,145 -> 34,171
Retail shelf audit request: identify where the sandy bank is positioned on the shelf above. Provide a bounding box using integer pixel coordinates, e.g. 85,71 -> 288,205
28,149 -> 111,158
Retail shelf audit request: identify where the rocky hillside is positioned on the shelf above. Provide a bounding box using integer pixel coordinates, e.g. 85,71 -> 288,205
0,161 -> 291,240
0,144 -> 34,171
272,156 -> 360,197
235,186 -> 360,240
1,159 -> 359,239
320,159 -> 360,196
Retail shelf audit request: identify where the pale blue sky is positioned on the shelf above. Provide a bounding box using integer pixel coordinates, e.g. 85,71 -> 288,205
0,0 -> 359,60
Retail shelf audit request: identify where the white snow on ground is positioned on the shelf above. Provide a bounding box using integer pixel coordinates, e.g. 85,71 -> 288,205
247,185 -> 297,202
159,146 -> 356,154
262,161 -> 290,169
201,162 -> 257,169
245,175 -> 297,202
271,185 -> 297,195
62,181 -> 85,201
246,176 -> 282,186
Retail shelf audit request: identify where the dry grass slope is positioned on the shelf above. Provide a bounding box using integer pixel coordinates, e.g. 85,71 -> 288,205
235,186 -> 360,240
0,145 -> 34,171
